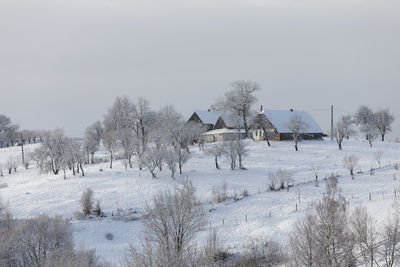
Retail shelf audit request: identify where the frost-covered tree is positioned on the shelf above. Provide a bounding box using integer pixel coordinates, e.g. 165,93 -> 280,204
363,122 -> 379,147
36,129 -> 69,175
268,169 -> 293,191
205,143 -> 225,169
6,157 -> 18,174
333,115 -> 354,150
0,114 -> 18,147
132,181 -> 204,264
83,121 -> 103,164
165,148 -> 178,178
102,129 -> 118,169
234,137 -> 248,169
141,147 -> 163,178
286,115 -> 310,151
134,97 -> 156,150
355,105 -> 375,140
374,109 -> 395,142
103,96 -> 136,133
212,80 -> 261,136
350,206 -> 381,267
343,155 -> 359,177
289,176 -> 356,266
222,141 -> 238,170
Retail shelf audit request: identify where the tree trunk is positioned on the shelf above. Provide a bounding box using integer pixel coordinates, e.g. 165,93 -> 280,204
179,162 -> 182,174
80,163 -> 84,176
295,144 -> 298,151
266,138 -> 271,147
215,156 -> 219,169
382,134 -> 385,142
110,153 -> 113,169
63,169 -> 66,179
338,142 -> 342,150
91,153 -> 94,164
242,112 -> 248,137
238,154 -> 242,169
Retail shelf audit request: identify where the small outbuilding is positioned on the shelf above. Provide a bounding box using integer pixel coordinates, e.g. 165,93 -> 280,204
201,128 -> 246,143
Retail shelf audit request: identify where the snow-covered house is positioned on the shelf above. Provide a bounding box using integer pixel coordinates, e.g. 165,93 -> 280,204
249,109 -> 324,141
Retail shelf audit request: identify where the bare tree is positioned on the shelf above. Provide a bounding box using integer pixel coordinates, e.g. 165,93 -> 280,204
343,155 -> 359,177
333,115 -> 354,150
212,80 -> 261,136
381,214 -> 400,267
311,163 -> 321,186
234,137 -> 248,169
102,129 -> 118,169
362,122 -> 379,147
286,115 -> 310,151
0,114 -> 19,148
134,97 -> 156,150
373,151 -> 384,168
135,181 -> 204,264
38,129 -> 69,175
268,169 -> 293,191
165,148 -> 178,178
290,176 -> 356,266
222,141 -> 238,170
83,121 -> 103,164
350,206 -> 381,267
141,147 -> 163,178
6,157 -> 18,174
355,105 -> 375,140
374,109 -> 395,142
205,143 -> 225,169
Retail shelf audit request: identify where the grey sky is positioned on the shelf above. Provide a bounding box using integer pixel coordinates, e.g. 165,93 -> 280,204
1,0 -> 399,139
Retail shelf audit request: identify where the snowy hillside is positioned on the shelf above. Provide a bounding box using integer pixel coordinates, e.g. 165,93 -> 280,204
1,138 -> 400,264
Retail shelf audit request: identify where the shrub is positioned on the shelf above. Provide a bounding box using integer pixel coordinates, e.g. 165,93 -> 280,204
93,200 -> 103,217
80,188 -> 94,216
212,180 -> 229,203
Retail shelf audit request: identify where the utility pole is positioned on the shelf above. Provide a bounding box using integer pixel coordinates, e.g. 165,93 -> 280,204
331,105 -> 334,141
20,132 -> 25,164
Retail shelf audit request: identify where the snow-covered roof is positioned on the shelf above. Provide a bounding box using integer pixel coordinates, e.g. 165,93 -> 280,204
202,128 -> 246,135
194,111 -> 221,125
263,110 -> 323,133
194,110 -> 244,128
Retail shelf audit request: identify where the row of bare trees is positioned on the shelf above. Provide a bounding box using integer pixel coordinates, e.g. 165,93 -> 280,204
290,175 -> 400,267
333,106 -> 395,150
0,114 -> 49,148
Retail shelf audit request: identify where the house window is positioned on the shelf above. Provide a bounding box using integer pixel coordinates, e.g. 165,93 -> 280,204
255,130 -> 258,137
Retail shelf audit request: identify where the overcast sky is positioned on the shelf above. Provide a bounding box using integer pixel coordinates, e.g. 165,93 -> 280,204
0,0 -> 399,139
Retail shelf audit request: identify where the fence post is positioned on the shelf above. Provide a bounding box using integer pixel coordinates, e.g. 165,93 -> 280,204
222,219 -> 224,226
296,203 -> 298,211
369,193 -> 371,201
245,214 -> 247,222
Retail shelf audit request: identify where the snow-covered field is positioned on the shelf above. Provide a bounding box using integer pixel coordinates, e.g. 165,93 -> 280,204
1,138 -> 400,264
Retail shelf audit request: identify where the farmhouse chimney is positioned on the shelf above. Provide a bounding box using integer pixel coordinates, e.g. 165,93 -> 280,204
260,105 -> 263,112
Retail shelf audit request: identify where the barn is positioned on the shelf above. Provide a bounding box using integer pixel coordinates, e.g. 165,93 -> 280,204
249,109 -> 324,141
188,110 -> 245,143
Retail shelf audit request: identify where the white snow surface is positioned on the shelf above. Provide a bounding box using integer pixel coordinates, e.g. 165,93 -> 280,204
263,109 -> 323,133
1,139 -> 400,264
